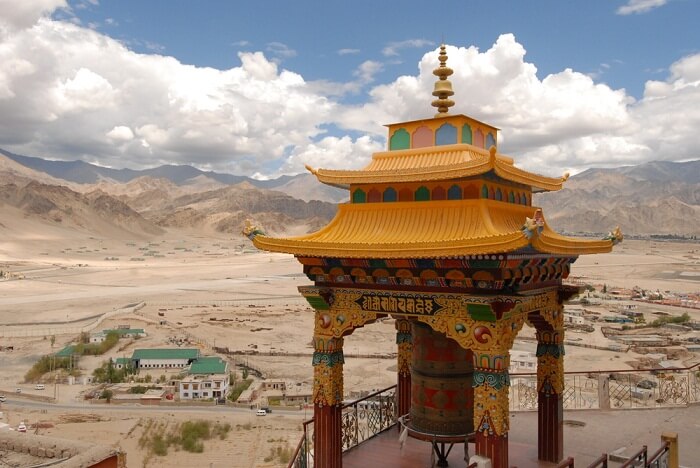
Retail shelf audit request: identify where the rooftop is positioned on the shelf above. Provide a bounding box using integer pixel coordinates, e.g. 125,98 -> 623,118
188,356 -> 228,375
307,144 -> 567,192
131,348 -> 199,360
252,199 -> 613,258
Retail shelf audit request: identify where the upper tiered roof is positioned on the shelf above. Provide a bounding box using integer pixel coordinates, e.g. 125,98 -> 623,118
248,45 -> 620,259
307,145 -> 568,192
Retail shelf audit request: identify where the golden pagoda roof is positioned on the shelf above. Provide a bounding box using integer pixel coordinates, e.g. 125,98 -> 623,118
251,199 -> 613,258
306,145 -> 568,193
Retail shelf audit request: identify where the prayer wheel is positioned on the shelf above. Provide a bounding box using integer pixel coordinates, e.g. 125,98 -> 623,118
409,321 -> 474,436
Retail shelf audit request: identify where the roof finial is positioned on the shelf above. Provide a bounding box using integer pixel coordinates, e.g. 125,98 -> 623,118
431,44 -> 455,117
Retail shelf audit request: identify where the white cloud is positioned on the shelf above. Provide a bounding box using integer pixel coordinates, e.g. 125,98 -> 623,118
0,0 -> 67,31
382,39 -> 435,57
353,60 -> 384,85
0,16 -> 333,172
617,0 -> 668,15
280,135 -> 383,175
334,35 -> 700,176
266,41 -> 297,59
106,125 -> 134,141
337,48 -> 360,56
0,8 -> 697,180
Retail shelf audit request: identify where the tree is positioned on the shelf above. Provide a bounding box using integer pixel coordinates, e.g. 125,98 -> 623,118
602,284 -> 608,293
100,389 -> 113,403
50,335 -> 56,348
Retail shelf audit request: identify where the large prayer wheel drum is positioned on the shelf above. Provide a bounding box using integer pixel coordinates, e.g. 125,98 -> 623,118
409,321 -> 474,436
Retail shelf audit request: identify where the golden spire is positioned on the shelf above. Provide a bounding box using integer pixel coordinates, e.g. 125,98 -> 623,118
431,44 -> 455,117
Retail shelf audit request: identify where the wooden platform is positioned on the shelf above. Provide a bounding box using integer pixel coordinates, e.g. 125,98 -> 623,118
342,427 -> 558,467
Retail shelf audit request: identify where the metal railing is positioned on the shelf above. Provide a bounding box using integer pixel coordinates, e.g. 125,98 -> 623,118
287,385 -> 398,468
511,363 -> 700,411
287,362 -> 691,467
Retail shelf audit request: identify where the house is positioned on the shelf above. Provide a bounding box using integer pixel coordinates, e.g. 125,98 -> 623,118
111,357 -> 131,370
131,348 -> 200,369
509,351 -> 536,371
179,356 -> 229,400
90,328 -> 146,343
263,380 -> 287,391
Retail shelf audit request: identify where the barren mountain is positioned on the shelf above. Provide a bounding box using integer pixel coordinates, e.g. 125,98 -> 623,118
0,154 -> 81,189
0,182 -> 163,238
535,160 -> 700,236
145,182 -> 337,234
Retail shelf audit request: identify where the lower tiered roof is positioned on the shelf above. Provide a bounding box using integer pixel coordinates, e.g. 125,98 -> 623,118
252,199 -> 614,258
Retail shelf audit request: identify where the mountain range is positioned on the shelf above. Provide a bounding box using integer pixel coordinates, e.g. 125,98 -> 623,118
1,147 -> 698,238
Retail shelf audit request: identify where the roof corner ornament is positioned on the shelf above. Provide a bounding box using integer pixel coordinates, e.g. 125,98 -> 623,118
562,172 -> 570,181
431,44 -> 455,117
305,164 -> 318,175
242,219 -> 265,241
522,209 -> 545,239
489,145 -> 497,162
603,226 -> 623,245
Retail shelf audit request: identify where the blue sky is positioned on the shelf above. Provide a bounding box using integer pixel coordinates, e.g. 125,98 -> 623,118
0,0 -> 698,178
61,0 -> 699,99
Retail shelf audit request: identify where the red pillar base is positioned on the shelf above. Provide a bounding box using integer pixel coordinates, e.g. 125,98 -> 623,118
538,392 -> 564,463
475,431 -> 508,468
397,373 -> 411,418
314,403 -> 342,468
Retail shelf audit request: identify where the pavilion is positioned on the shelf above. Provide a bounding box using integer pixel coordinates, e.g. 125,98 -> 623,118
246,45 -> 621,468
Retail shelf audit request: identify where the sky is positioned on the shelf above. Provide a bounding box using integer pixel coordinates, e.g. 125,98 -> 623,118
0,0 -> 698,179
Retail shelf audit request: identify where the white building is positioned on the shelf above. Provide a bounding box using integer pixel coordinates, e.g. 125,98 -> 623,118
132,348 -> 200,369
179,357 -> 229,400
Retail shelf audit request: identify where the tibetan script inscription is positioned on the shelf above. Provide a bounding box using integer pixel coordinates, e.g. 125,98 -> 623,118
355,292 -> 442,315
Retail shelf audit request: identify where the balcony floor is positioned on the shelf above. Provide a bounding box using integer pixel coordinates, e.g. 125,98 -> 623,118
342,407 -> 699,467
342,427 -> 554,467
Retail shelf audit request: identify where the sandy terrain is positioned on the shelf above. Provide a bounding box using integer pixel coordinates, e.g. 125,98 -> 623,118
1,224 -> 699,466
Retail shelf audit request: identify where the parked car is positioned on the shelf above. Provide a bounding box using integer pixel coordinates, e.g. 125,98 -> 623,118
15,388 -> 21,393
261,407 -> 272,413
256,409 -> 267,416
17,422 -> 27,433
35,384 -> 45,390
0,395 -> 6,402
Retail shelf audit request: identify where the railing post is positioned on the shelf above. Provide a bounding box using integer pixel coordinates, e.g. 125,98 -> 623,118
661,432 -> 679,468
598,374 -> 610,410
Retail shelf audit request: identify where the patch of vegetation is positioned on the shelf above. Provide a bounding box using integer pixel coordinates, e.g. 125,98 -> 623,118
137,419 -> 231,457
648,313 -> 690,328
99,389 -> 113,402
25,356 -> 71,382
263,443 -> 294,464
74,331 -> 121,356
92,359 -> 134,383
128,385 -> 159,394
228,378 -> 253,401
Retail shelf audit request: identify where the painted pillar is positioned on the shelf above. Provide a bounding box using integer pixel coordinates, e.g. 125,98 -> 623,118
395,318 -> 412,419
536,328 -> 565,463
473,351 -> 511,468
312,335 -> 344,468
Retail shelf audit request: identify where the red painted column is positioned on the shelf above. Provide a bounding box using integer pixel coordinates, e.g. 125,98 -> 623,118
475,431 -> 509,467
473,353 -> 511,468
536,329 -> 565,463
314,403 -> 343,468
312,336 -> 344,468
395,318 -> 412,419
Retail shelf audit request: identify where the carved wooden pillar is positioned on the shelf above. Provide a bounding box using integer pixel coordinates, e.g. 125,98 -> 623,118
473,350 -> 511,468
312,334 -> 344,468
395,318 -> 412,419
536,327 -> 565,463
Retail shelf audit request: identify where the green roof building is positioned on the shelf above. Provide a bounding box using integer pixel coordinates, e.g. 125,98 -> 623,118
131,348 -> 200,369
55,345 -> 76,357
188,356 -> 228,375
